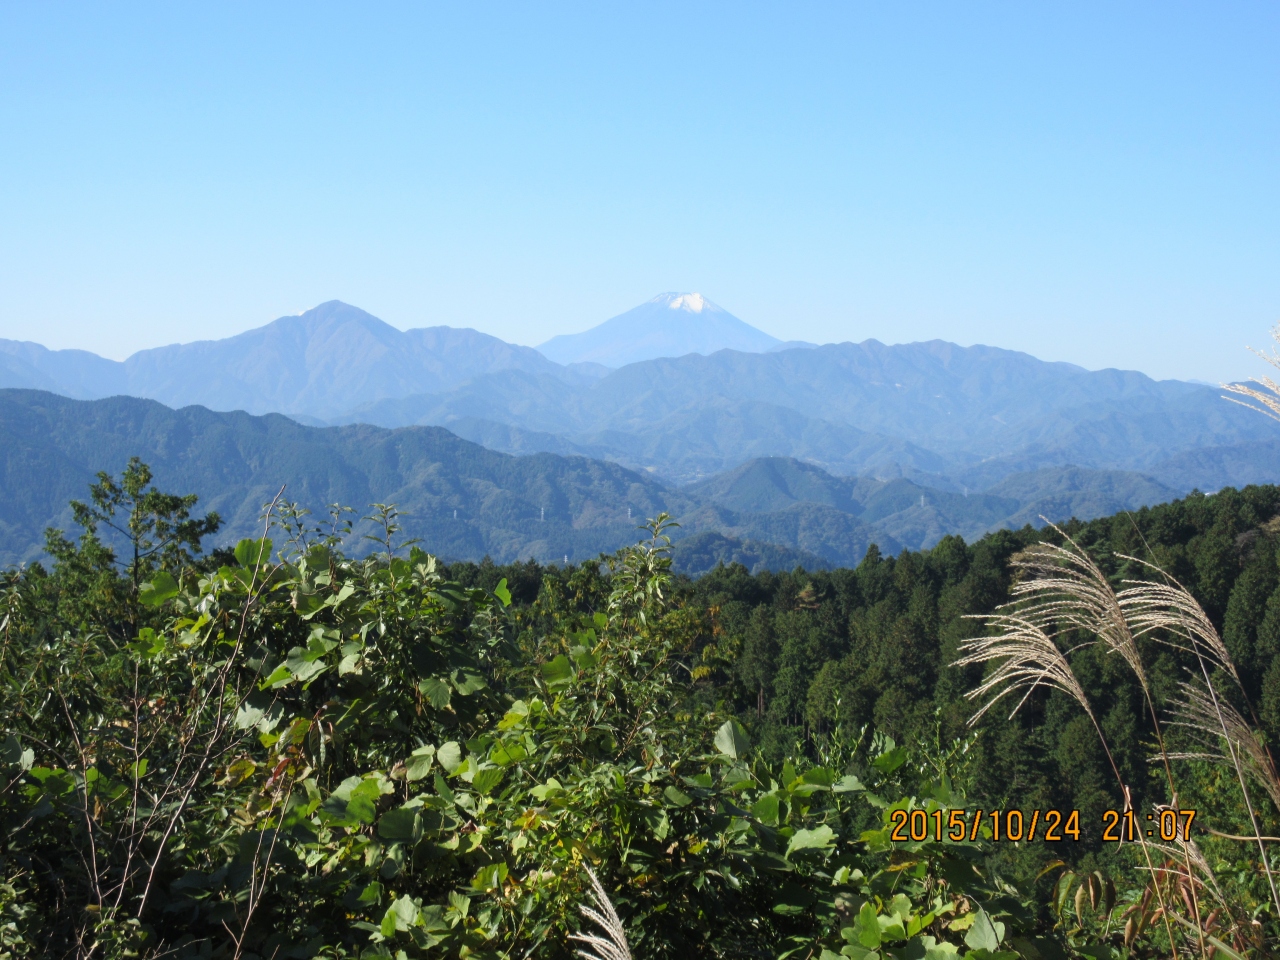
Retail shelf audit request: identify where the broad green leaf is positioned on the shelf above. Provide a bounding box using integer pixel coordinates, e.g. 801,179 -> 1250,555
452,669 -> 487,696
530,778 -> 563,800
917,937 -> 960,958
1,735 -> 33,772
663,785 -> 693,807
471,861 -> 508,891
291,591 -> 324,618
833,775 -> 865,793
345,778 -> 384,824
437,741 -> 463,774
877,913 -> 906,942
963,908 -> 1004,952
234,537 -> 273,569
855,902 -> 881,948
888,893 -> 911,921
751,793 -> 781,825
406,745 -> 435,781
646,809 -> 670,841
284,646 -> 328,684
473,766 -> 504,795
378,806 -> 422,841
383,894 -> 418,933
346,793 -> 377,824
787,824 -> 835,857
489,740 -> 527,766
713,718 -> 750,759
871,746 -> 909,774
126,628 -> 165,659
498,701 -> 530,730
493,578 -> 511,606
419,677 -> 452,710
541,655 -> 575,690
138,571 -> 178,607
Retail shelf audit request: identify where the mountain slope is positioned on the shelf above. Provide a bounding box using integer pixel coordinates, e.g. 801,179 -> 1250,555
0,391 -> 908,570
0,390 -> 690,566
0,302 -> 568,419
536,292 -> 792,366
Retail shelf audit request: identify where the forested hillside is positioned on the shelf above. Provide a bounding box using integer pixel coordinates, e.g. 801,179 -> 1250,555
0,390 -> 1202,570
2,459 -> 1274,957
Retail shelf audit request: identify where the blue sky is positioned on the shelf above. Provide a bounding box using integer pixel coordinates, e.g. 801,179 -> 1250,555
0,3 -> 1276,382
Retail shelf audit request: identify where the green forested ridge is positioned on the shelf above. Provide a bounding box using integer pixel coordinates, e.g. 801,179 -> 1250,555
0,390 -> 1195,571
1,459 -> 1277,958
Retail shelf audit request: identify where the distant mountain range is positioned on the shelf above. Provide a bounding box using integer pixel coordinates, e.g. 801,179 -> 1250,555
0,301 -> 593,420
0,390 -> 1216,575
2,295 -> 1278,571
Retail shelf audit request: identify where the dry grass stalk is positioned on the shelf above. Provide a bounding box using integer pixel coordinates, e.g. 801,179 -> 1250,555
1004,537 -> 1149,689
954,613 -> 1098,727
1222,324 -> 1280,423
1116,563 -> 1241,686
1166,681 -> 1280,814
570,866 -> 632,960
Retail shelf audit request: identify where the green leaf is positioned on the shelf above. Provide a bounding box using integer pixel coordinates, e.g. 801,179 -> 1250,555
751,793 -> 781,825
451,669 -> 487,696
646,809 -> 670,841
234,537 -> 273,569
138,571 -> 179,607
489,740 -> 528,766
663,785 -> 693,807
541,654 -> 575,690
437,741 -> 462,774
963,908 -> 1004,953
473,767 -> 504,795
787,823 -> 835,857
406,745 -> 435,781
419,677 -> 452,710
713,718 -> 750,759
471,861 -> 508,891
378,806 -> 422,841
1,735 -> 33,772
855,901 -> 881,948
871,746 -> 909,774
493,578 -> 511,607
284,642 -> 330,684
382,894 -> 418,933
260,664 -> 293,689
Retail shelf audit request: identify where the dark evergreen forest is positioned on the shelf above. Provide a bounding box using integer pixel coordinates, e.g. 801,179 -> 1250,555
2,463 -> 1278,958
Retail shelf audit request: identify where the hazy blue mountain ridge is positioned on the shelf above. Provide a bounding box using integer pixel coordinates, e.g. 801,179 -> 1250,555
0,391 -> 1196,571
335,340 -> 1276,487
0,302 -> 570,419
4,296 -> 1276,507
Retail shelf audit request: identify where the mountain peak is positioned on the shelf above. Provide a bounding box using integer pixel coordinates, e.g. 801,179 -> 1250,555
652,292 -> 718,314
537,292 -> 781,367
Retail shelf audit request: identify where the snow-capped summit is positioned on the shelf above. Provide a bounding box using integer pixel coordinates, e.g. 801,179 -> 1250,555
665,292 -> 709,312
537,292 -> 796,367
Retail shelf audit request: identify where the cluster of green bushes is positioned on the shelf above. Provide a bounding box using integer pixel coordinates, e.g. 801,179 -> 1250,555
1,460 -> 1277,957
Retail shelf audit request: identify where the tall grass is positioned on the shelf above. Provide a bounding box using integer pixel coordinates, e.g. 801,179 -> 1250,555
956,524 -> 1280,957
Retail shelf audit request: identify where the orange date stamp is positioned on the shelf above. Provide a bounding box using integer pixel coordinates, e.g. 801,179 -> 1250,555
888,808 -> 1196,843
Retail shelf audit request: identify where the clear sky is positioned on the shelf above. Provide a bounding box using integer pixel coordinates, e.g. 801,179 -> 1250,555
0,3 -> 1276,382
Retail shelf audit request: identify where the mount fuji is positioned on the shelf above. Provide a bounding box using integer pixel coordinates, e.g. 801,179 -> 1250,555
536,292 -> 814,367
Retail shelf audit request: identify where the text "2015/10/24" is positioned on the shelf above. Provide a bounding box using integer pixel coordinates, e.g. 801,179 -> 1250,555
887,808 -> 1197,843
